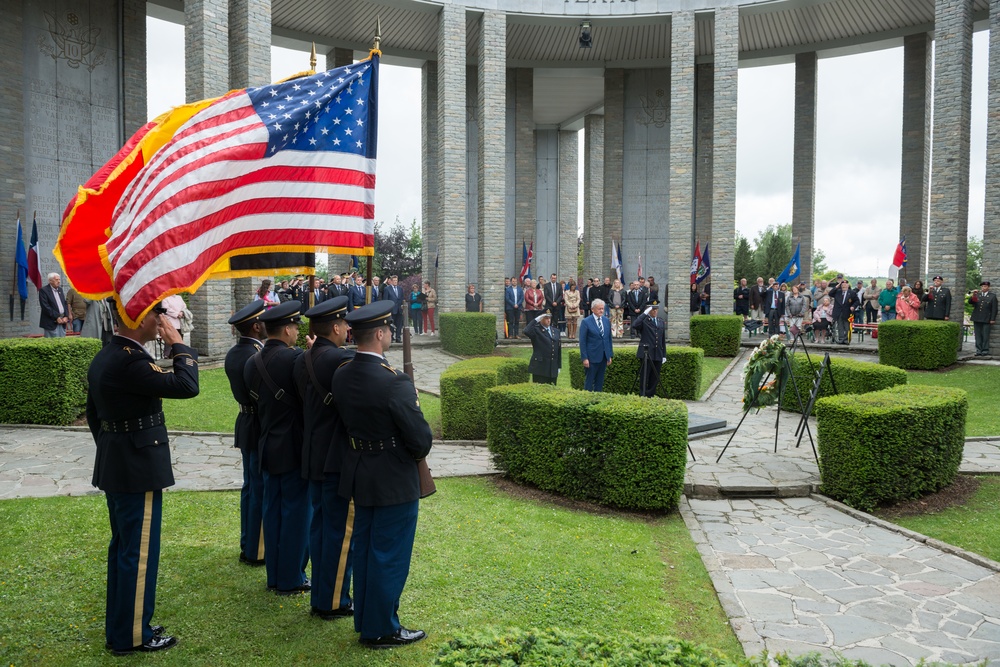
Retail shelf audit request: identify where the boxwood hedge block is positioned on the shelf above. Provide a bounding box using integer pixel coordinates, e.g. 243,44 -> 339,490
780,353 -> 907,413
0,337 -> 102,425
877,320 -> 961,370
440,357 -> 529,440
690,315 -> 743,357
568,346 -> 703,400
815,385 -> 967,512
487,383 -> 688,511
440,313 -> 497,356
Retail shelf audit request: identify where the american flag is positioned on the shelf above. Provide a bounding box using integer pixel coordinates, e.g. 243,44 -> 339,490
103,58 -> 378,325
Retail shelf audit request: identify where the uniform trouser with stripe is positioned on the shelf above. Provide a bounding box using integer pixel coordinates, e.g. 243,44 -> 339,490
352,500 -> 418,639
262,470 -> 311,590
240,446 -> 265,561
105,490 -> 162,651
309,476 -> 355,611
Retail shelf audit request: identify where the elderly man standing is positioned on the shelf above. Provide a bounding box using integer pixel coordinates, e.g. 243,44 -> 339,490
39,272 -> 70,337
579,299 -> 614,392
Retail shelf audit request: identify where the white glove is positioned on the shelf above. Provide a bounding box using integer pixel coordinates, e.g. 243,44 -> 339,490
535,314 -> 549,323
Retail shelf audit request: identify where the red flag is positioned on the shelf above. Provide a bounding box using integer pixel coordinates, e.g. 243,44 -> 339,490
690,241 -> 701,285
27,216 -> 42,290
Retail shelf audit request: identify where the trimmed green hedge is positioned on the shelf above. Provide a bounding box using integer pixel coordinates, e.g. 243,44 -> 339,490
440,357 -> 529,440
440,312 -> 497,356
690,315 -> 743,357
0,337 -> 102,425
815,385 -> 967,512
877,320 -> 961,370
568,346 -> 703,400
780,353 -> 908,413
296,318 -> 311,349
487,383 -> 688,511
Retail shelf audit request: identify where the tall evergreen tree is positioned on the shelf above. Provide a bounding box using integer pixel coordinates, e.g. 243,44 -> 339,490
754,225 -> 793,282
734,233 -> 755,283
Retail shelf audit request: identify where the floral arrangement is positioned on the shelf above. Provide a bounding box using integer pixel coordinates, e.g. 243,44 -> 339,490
741,335 -> 788,408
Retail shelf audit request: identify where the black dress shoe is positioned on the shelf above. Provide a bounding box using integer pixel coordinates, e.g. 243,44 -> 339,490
310,603 -> 354,620
106,625 -> 165,650
359,627 -> 427,649
110,634 -> 177,656
239,552 -> 266,566
276,579 -> 311,596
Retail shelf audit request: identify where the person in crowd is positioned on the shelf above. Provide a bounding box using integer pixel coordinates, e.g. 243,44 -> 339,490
369,276 -> 382,302
333,301 -> 432,649
543,273 -> 564,332
255,280 -> 280,309
700,281 -> 712,314
66,285 -> 89,333
88,303 -> 199,655
349,275 -> 367,311
581,278 -> 593,320
647,276 -> 659,306
422,281 -> 437,335
607,279 -> 626,337
690,282 -> 702,316
924,275 -> 953,321
410,284 -> 425,335
82,296 -> 117,346
524,279 -> 544,328
854,280 -> 867,320
763,280 -> 785,336
863,279 -> 881,324
464,284 -> 483,313
631,302 -> 665,397
911,280 -> 926,319
159,294 -> 186,336
878,278 -> 899,321
784,285 -> 810,340
896,285 -> 921,321
384,276 -> 404,343
749,277 -> 767,321
812,296 -> 833,344
970,281 -> 998,356
595,277 -> 610,304
830,279 -> 859,344
564,280 -> 581,339
626,280 -> 647,333
524,310 -> 561,384
38,272 -> 70,337
504,277 -> 522,338
579,299 -> 613,392
733,278 -> 750,320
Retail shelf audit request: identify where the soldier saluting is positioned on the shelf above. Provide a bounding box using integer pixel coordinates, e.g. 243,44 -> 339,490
631,301 -> 666,397
87,302 -> 199,656
924,275 -> 953,321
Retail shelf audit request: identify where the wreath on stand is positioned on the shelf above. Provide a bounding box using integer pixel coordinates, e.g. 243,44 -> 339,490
741,335 -> 788,409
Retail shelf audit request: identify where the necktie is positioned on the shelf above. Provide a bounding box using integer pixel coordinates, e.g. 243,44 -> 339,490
597,317 -> 604,336
772,292 -> 777,308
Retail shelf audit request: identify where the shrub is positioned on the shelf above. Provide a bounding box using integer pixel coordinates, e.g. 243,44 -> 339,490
877,320 -> 961,370
815,385 -> 967,512
296,318 -> 311,349
780,353 -> 907,413
0,337 -> 102,425
440,357 -> 529,439
440,312 -> 497,356
487,383 -> 688,511
690,315 -> 743,357
568,346 -> 703,400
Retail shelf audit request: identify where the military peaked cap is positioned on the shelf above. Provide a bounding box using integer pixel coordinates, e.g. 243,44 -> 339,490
228,300 -> 266,326
305,296 -> 349,322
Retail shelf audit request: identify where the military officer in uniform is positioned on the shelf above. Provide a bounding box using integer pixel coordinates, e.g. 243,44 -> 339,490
87,303 -> 199,655
293,296 -> 356,619
523,309 -> 561,384
243,300 -> 311,595
924,275 -> 953,321
970,280 -> 998,356
631,302 -> 667,397
224,301 -> 267,566
334,301 -> 432,648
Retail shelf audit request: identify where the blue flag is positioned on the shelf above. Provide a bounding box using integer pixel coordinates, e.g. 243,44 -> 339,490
14,218 -> 28,300
776,243 -> 801,285
695,243 -> 711,284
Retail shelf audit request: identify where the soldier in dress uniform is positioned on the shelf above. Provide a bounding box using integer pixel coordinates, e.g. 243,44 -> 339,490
631,302 -> 666,397
293,296 -> 356,620
87,303 -> 199,655
970,280 -> 998,356
224,301 -> 267,566
523,309 -> 562,384
243,300 -> 311,595
333,301 -> 432,648
924,275 -> 953,321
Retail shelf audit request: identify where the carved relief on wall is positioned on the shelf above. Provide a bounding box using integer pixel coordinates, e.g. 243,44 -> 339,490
636,88 -> 668,128
37,11 -> 107,71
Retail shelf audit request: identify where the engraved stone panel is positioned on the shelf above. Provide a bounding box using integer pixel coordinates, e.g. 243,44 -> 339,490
535,129 -> 559,276
466,66 -> 480,285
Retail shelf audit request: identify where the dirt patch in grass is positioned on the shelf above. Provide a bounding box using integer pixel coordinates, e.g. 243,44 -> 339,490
874,474 -> 981,520
490,475 -> 672,522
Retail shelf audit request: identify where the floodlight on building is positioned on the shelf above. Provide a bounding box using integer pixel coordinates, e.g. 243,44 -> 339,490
579,21 -> 592,49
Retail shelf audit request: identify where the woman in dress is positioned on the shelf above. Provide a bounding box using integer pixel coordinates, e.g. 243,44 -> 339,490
608,279 -> 626,337
896,285 -> 921,321
422,280 -> 437,335
563,280 -> 581,339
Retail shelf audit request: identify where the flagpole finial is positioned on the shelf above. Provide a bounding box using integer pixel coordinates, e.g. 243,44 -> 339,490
373,16 -> 382,53
309,42 -> 317,72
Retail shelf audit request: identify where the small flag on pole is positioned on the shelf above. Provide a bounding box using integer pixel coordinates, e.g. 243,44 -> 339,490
611,239 -> 622,283
519,240 -> 533,283
695,243 -> 711,284
776,243 -> 801,285
690,241 -> 701,285
14,217 -> 29,301
637,253 -> 642,281
27,215 -> 42,290
887,238 -> 907,281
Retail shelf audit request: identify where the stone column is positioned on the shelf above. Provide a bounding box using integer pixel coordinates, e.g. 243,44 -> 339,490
514,68 -> 535,261
603,68 -> 624,283
984,0 -> 1000,352
422,60 -> 440,293
668,12 -> 695,341
186,0 -> 232,355
558,130 -> 579,283
478,11 -> 506,333
712,5 -> 738,294
326,47 -> 354,71
930,0 -> 972,328
694,63 -> 713,246
0,3 -> 26,339
437,4 -> 466,313
122,0 -> 147,137
584,114 -> 604,279
900,33 -> 931,283
792,52 -> 817,283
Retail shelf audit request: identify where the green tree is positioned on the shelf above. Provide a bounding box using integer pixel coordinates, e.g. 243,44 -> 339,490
734,233 -> 755,283
967,236 -> 983,292
812,247 -> 828,277
753,224 -> 793,281
374,216 -> 422,280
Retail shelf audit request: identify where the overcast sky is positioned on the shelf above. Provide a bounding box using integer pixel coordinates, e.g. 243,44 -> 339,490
147,16 -> 989,278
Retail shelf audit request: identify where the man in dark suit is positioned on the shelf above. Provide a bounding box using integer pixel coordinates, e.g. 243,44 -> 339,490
763,283 -> 785,336
334,301 -> 432,648
524,310 -> 561,384
370,276 -> 382,302
581,279 -> 593,319
504,277 -> 524,338
625,281 -> 647,337
830,279 -> 859,344
597,277 -> 612,304
243,301 -> 311,596
87,303 -> 199,655
748,277 -> 767,322
348,275 -> 367,311
384,275 -> 404,343
224,301 -> 267,567
39,272 -> 70,337
631,302 -> 666,397
543,273 -> 564,332
294,296 -> 356,619
578,298 -> 614,392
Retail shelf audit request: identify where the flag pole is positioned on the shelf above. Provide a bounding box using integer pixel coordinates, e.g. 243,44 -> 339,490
9,208 -> 18,321
309,42 -> 317,73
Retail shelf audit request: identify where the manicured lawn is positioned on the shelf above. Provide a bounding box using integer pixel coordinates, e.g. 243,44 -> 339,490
884,477 -> 1000,563
0,478 -> 742,666
906,366 -> 1000,436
